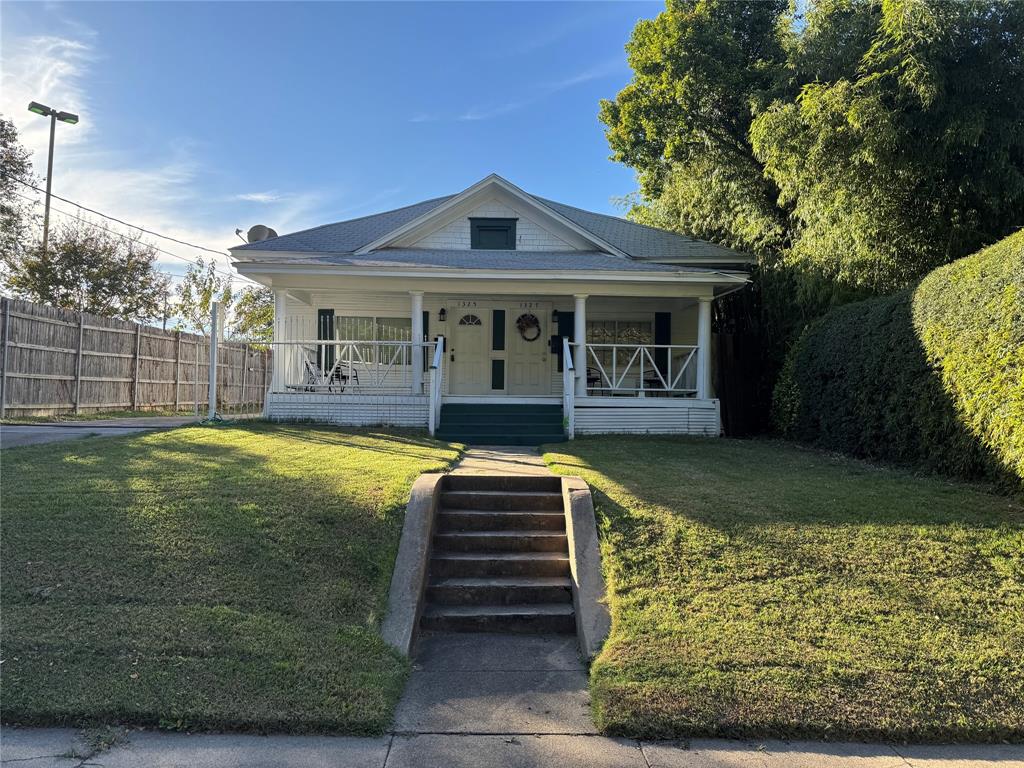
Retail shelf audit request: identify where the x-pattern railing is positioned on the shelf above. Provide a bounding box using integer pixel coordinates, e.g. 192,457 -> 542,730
586,343 -> 698,395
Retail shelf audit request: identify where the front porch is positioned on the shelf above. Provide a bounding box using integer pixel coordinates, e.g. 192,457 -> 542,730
263,289 -> 723,439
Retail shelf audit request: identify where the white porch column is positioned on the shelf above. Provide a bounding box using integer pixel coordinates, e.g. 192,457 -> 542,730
272,289 -> 287,391
697,296 -> 712,399
573,294 -> 587,397
410,291 -> 424,394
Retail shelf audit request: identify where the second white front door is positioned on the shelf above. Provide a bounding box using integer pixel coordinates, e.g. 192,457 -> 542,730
507,305 -> 549,395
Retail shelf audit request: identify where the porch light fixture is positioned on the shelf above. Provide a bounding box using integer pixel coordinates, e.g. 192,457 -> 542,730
551,309 -> 559,323
438,308 -> 447,322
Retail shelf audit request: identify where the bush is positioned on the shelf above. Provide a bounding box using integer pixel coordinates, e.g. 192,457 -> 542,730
774,230 -> 1024,488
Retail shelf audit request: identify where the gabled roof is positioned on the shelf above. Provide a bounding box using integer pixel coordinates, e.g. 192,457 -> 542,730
230,174 -> 746,264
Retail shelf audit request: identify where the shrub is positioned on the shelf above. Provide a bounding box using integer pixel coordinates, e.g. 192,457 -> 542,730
773,230 -> 1024,488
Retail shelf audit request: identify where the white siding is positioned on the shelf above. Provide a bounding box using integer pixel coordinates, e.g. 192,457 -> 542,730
574,398 -> 720,436
411,200 -> 576,251
265,393 -> 428,427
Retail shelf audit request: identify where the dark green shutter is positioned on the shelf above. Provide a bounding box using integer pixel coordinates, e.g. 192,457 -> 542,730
492,309 -> 506,351
317,309 -> 335,370
557,311 -> 575,372
654,312 -> 671,377
491,360 -> 505,390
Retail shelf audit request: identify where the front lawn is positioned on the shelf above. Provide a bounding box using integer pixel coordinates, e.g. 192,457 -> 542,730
544,437 -> 1024,742
1,423 -> 460,733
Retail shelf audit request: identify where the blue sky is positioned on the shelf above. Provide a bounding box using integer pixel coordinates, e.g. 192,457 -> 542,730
1,1 -> 660,283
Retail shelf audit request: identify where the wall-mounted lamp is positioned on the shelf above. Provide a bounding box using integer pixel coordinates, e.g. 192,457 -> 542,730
438,308 -> 447,322
551,309 -> 559,323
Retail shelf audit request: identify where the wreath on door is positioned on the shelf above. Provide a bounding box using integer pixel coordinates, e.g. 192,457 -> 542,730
515,313 -> 542,342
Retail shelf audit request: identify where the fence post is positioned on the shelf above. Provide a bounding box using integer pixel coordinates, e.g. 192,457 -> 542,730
173,331 -> 181,413
131,324 -> 142,410
73,313 -> 85,414
194,338 -> 199,415
208,302 -> 219,420
0,298 -> 9,419
241,343 -> 249,415
262,348 -> 269,414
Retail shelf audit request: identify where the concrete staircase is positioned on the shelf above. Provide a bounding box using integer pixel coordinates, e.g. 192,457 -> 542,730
420,475 -> 575,634
435,403 -> 565,446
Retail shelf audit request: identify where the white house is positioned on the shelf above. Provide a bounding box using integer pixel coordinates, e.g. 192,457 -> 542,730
230,174 -> 750,443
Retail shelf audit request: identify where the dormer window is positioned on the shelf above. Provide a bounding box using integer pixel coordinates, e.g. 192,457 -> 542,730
470,217 -> 517,250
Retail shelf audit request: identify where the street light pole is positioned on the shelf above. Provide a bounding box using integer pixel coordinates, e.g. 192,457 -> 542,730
42,111 -> 56,255
27,101 -> 79,255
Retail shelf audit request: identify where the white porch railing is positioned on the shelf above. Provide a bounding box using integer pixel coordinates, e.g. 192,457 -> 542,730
428,335 -> 445,436
270,339 -> 437,395
584,343 -> 698,396
562,336 -> 575,439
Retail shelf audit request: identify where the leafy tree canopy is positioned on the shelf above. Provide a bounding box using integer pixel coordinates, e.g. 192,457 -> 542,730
175,257 -> 234,336
602,0 -> 1024,294
0,116 -> 37,270
231,285 -> 273,343
4,219 -> 171,323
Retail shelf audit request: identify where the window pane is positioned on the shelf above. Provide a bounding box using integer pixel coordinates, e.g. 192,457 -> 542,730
377,317 -> 412,342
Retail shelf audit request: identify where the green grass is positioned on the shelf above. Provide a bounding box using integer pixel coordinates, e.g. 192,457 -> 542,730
1,423 -> 461,734
543,437 -> 1024,743
1,409 -> 199,424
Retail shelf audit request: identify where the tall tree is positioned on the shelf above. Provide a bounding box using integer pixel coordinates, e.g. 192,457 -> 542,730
601,0 -> 1024,293
0,116 -> 37,269
175,257 -> 233,336
4,219 -> 171,322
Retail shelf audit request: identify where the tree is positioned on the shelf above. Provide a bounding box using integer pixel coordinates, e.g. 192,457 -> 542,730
4,219 -> 171,322
175,257 -> 233,335
601,0 -> 1024,293
0,116 -> 37,269
230,285 -> 273,342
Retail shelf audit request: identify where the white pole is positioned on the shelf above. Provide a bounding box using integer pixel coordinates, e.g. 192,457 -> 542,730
410,291 -> 424,394
208,301 -> 219,420
697,297 -> 712,399
573,294 -> 587,397
272,290 -> 287,391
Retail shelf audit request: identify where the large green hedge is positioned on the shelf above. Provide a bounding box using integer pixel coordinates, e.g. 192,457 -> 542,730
774,230 -> 1024,487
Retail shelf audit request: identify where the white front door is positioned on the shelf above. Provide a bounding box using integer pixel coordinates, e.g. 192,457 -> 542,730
450,310 -> 489,395
507,305 -> 550,395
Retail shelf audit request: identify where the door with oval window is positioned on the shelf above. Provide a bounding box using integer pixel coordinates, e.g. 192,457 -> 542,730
450,312 -> 489,395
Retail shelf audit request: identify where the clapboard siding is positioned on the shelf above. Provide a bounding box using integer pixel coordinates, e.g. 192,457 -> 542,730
574,398 -> 720,436
265,392 -> 428,427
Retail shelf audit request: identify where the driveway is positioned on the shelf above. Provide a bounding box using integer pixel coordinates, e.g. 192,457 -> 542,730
0,416 -> 200,448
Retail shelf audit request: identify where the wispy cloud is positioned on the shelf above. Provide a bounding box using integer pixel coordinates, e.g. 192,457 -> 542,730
445,56 -> 627,123
234,191 -> 282,204
0,25 -> 326,281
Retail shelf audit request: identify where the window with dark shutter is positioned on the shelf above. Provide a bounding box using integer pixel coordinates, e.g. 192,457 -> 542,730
470,218 -> 517,250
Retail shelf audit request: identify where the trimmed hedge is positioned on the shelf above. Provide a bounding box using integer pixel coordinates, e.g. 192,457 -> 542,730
774,230 -> 1024,488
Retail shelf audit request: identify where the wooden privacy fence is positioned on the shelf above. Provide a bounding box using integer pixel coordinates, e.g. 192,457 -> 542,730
0,297 -> 271,418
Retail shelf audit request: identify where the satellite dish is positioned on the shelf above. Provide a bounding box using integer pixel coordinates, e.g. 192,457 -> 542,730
246,224 -> 278,243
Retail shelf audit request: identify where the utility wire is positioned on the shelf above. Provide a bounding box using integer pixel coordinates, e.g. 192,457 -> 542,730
8,187 -> 261,288
8,175 -> 231,258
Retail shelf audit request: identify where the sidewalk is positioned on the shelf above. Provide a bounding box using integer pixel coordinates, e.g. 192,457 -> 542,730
0,416 -> 201,448
4,633 -> 1019,767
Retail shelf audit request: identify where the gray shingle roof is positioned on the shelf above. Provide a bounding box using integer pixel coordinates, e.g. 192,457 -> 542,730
245,248 -> 721,273
232,195 -> 454,254
230,184 -> 745,263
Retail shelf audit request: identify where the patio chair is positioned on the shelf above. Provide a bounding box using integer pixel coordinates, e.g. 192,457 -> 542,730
285,359 -> 327,392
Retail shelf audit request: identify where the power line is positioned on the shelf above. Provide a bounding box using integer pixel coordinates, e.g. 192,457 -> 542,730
9,175 -> 231,258
9,187 -> 261,288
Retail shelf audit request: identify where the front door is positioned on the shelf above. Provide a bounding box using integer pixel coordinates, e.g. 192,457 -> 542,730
450,310 -> 489,394
507,304 -> 550,395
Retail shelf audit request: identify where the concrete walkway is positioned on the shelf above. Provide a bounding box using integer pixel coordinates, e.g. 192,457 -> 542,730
451,446 -> 552,475
0,416 -> 201,448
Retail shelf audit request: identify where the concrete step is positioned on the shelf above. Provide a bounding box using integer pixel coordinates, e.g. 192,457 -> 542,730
420,603 -> 576,634
438,509 -> 566,533
440,404 -> 563,416
436,434 -> 566,446
427,576 -> 573,606
443,475 -> 562,493
430,552 -> 571,578
441,490 -> 563,511
434,531 -> 568,553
